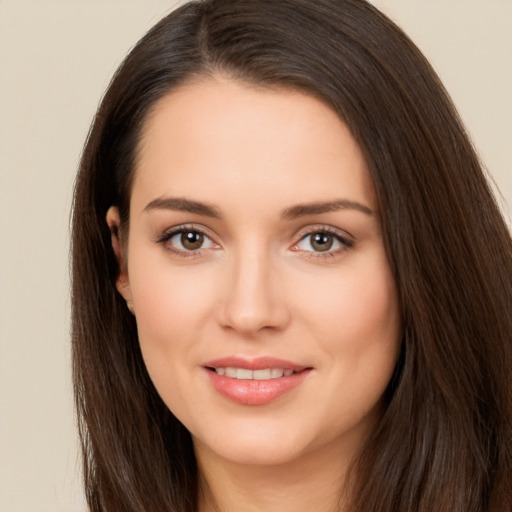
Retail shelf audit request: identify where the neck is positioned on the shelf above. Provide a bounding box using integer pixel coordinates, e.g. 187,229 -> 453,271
195,439 -> 356,512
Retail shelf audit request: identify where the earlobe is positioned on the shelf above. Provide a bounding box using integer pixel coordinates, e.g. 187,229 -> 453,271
106,206 -> 134,308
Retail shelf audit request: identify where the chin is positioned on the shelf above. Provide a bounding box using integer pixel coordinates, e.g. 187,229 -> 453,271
214,441 -> 305,467
193,422 -> 314,467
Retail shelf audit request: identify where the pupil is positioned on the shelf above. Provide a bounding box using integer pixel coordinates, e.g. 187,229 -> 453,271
312,233 -> 333,252
181,231 -> 203,250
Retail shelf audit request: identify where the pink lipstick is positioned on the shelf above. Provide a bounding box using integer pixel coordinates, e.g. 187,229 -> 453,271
203,357 -> 312,405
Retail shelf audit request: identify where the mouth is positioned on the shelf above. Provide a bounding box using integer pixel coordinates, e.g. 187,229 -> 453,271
203,357 -> 312,405
206,367 -> 301,380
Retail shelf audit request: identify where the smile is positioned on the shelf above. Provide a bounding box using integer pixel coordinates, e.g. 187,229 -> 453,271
203,357 -> 312,405
208,367 -> 296,380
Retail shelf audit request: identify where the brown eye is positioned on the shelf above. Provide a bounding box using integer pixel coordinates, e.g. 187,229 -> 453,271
160,228 -> 217,256
310,233 -> 334,252
294,229 -> 351,256
180,231 -> 204,250
158,227 -> 216,257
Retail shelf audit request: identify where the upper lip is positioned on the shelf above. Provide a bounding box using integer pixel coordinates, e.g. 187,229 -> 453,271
203,356 -> 310,372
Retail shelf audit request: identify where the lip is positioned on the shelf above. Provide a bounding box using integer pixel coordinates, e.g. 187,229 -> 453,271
204,356 -> 308,372
203,356 -> 312,405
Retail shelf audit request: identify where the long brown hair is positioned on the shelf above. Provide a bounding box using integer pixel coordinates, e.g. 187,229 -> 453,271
71,1 -> 512,510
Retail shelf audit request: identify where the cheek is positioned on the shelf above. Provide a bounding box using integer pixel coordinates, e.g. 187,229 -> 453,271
129,247 -> 215,327
301,254 -> 401,399
126,250 -> 219,380
302,264 -> 400,436
305,260 -> 399,343
340,275 -> 399,344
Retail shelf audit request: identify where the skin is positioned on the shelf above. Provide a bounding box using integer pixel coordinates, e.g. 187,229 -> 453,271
107,77 -> 401,512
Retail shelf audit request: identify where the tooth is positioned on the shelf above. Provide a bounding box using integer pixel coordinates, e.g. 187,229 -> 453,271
225,367 -> 237,378
217,367 -> 296,380
253,369 -> 272,380
236,368 -> 253,380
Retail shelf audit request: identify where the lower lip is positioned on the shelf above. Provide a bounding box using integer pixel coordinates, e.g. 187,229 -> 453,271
205,369 -> 311,405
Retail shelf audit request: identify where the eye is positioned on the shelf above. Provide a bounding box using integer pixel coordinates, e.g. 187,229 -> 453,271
158,227 -> 217,255
301,232 -> 338,252
173,230 -> 208,251
293,228 -> 353,255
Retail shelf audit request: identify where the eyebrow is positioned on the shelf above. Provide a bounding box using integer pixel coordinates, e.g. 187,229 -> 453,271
143,196 -> 374,219
280,199 -> 374,220
144,197 -> 222,218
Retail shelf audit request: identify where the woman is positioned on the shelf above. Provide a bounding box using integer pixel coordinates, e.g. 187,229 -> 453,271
71,0 -> 512,510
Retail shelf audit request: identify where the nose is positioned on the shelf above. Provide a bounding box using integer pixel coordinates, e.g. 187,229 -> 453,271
218,248 -> 290,335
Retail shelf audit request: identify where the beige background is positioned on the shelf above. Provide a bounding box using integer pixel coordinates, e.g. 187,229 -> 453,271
0,1 -> 510,511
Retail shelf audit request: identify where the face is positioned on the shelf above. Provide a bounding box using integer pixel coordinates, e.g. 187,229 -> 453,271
109,77 -> 401,468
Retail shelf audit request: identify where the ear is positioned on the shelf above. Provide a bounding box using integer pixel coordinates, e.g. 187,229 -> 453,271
106,206 -> 134,309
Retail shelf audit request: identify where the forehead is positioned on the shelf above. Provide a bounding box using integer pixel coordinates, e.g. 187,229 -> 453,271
131,76 -> 376,215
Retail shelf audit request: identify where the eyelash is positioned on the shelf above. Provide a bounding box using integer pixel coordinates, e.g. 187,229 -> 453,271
156,224 -> 354,259
156,224 -> 218,259
293,226 -> 354,259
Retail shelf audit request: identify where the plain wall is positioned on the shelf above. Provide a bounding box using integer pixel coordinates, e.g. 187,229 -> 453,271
0,1 -> 510,511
